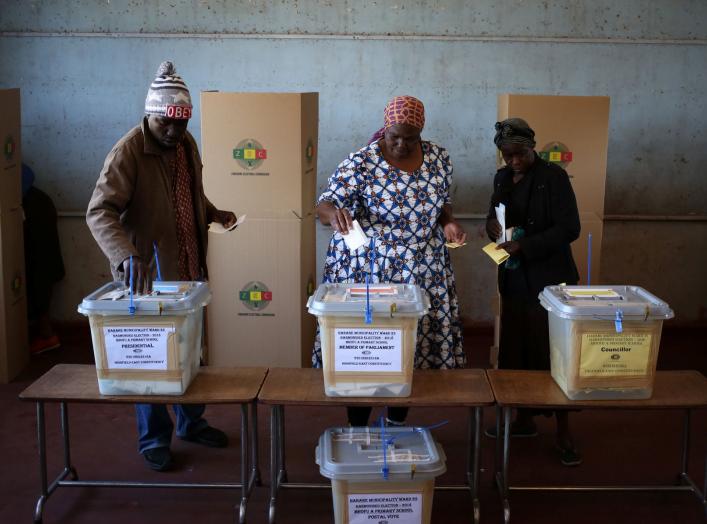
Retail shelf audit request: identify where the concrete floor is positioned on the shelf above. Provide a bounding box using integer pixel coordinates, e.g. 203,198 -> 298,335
1,326 -> 705,524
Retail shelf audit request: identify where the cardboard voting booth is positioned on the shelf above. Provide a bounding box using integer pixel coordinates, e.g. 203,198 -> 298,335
201,92 -> 318,367
0,88 -> 28,383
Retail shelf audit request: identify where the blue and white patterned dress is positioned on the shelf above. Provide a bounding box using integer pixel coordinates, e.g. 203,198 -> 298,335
312,140 -> 465,369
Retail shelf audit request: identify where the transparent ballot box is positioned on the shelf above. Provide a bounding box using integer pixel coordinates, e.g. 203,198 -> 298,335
539,285 -> 674,400
78,281 -> 211,395
308,283 -> 429,397
316,426 -> 446,524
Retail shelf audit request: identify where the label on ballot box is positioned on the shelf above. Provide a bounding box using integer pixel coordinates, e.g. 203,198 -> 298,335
334,328 -> 402,372
348,493 -> 422,524
103,325 -> 175,370
579,332 -> 652,377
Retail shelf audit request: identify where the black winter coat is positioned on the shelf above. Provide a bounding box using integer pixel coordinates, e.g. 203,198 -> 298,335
487,155 -> 581,298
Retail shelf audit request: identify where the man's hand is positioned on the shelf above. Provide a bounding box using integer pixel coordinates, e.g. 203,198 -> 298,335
486,217 -> 502,241
213,209 -> 237,229
443,220 -> 467,245
121,257 -> 152,295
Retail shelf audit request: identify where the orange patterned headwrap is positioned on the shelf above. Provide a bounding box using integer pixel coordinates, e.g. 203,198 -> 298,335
383,95 -> 425,131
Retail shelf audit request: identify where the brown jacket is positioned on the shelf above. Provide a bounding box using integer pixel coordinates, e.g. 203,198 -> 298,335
87,118 -> 216,280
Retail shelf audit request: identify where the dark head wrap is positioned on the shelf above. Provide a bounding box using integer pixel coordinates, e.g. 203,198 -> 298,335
493,118 -> 536,149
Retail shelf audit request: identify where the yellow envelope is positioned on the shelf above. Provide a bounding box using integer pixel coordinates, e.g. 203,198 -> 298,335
482,242 -> 510,265
445,241 -> 467,249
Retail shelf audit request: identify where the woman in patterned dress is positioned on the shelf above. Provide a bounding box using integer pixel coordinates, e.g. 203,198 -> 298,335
314,96 -> 467,426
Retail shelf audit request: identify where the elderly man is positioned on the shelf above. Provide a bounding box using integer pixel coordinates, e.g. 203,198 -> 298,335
87,61 -> 236,471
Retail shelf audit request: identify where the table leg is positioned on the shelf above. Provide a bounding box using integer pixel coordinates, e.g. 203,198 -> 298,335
34,401 -> 48,524
278,405 -> 287,483
471,406 -> 481,524
251,400 -> 261,486
268,405 -> 281,524
680,409 -> 691,481
678,409 -> 707,517
501,407 -> 511,524
494,404 -> 501,489
702,456 -> 707,518
60,403 -> 79,481
239,403 -> 250,524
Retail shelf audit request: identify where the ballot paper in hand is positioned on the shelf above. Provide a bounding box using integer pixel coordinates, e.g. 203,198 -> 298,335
342,220 -> 368,251
209,214 -> 246,234
494,203 -> 506,244
482,242 -> 510,265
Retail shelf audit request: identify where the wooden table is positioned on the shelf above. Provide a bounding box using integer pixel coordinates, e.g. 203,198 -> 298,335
257,367 -> 495,524
19,364 -> 268,524
487,369 -> 707,524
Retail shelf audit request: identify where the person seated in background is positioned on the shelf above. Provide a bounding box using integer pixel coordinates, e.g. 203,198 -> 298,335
314,95 -> 467,427
86,61 -> 237,472
22,163 -> 65,355
485,117 -> 582,466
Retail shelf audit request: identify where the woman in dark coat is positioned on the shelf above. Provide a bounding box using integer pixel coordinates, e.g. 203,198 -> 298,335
485,118 -> 582,466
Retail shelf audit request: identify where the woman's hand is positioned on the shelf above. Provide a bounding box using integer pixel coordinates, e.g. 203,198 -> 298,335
485,218 -> 502,241
317,202 -> 353,235
213,209 -> 237,229
443,220 -> 467,245
121,256 -> 152,295
497,240 -> 521,256
439,205 -> 466,244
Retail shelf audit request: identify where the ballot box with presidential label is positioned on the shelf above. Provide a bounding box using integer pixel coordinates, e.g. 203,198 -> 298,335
78,281 -> 211,395
316,426 -> 446,524
540,285 -> 674,400
308,283 -> 429,397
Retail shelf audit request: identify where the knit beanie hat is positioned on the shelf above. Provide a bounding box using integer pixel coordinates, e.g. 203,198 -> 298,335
144,61 -> 192,119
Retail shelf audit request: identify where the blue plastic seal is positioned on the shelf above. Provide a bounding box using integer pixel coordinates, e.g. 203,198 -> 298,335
614,309 -> 623,333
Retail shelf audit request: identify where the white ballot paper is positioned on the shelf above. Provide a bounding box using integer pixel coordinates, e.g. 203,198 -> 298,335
342,219 -> 368,251
209,214 -> 246,234
494,204 -> 506,244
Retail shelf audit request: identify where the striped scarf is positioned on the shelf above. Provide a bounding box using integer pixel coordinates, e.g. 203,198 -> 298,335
172,143 -> 201,281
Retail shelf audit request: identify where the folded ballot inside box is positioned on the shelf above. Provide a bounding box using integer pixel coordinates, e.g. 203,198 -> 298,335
78,281 -> 211,395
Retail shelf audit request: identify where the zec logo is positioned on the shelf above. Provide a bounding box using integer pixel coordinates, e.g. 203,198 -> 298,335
539,141 -> 573,169
233,139 -> 267,170
239,281 -> 273,311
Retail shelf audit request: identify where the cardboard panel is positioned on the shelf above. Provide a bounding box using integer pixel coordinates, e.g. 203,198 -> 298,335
0,89 -> 22,212
200,92 -> 319,219
205,217 -> 316,367
0,207 -> 28,382
498,94 -> 610,215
